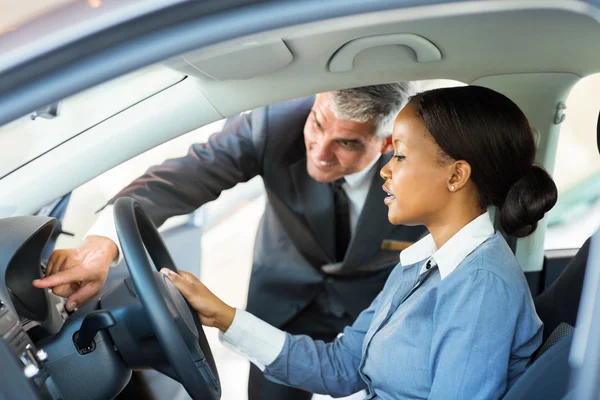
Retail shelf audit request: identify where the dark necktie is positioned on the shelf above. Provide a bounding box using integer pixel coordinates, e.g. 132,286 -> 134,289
331,178 -> 351,262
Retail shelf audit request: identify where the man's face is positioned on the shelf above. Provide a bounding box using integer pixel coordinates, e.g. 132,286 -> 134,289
304,92 -> 387,183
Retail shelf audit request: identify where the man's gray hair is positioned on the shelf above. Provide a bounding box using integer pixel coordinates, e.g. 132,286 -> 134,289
330,82 -> 414,139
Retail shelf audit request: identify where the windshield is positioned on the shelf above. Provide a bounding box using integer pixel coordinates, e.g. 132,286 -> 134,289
0,65 -> 184,178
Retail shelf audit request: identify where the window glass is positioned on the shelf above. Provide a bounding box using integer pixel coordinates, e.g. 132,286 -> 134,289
0,65 -> 184,177
545,73 -> 600,250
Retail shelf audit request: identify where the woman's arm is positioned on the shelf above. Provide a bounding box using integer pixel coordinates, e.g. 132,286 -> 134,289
262,296 -> 378,397
165,268 -> 380,397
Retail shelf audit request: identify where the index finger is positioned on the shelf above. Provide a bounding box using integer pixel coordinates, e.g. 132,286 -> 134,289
33,267 -> 84,289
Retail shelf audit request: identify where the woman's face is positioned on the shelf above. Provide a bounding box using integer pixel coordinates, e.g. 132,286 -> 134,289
380,104 -> 452,226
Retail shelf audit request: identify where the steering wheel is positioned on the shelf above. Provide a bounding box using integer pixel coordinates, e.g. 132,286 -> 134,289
113,197 -> 220,400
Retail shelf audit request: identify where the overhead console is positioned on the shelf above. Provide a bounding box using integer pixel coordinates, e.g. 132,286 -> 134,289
161,8 -> 600,119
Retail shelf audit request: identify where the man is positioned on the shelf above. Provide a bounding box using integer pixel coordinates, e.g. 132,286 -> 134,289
34,83 -> 427,399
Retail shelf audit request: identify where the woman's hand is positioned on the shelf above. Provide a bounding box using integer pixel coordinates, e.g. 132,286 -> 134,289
161,268 -> 236,332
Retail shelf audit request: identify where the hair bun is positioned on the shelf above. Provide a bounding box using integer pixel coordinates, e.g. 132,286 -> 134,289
499,165 -> 558,238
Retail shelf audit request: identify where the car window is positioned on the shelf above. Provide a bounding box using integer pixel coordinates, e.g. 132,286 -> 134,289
0,65 -> 184,178
545,73 -> 600,250
54,118 -> 227,250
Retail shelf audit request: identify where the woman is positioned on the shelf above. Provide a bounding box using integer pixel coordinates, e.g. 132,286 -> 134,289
164,86 -> 557,399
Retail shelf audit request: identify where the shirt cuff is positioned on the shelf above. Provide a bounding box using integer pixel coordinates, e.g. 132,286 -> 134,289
218,309 -> 286,371
84,205 -> 122,267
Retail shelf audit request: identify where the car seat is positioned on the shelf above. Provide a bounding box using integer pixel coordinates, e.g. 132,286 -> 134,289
502,111 -> 600,399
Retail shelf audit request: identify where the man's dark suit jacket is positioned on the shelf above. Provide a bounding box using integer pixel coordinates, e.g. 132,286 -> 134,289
110,96 -> 427,328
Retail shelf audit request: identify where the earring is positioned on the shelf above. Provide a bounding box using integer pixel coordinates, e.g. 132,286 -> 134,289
450,185 -> 455,191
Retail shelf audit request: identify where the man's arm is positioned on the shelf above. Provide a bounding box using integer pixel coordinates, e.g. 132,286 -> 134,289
109,111 -> 263,227
81,112 -> 263,266
34,111 -> 265,308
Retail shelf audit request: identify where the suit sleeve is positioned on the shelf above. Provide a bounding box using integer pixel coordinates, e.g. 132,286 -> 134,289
108,111 -> 265,227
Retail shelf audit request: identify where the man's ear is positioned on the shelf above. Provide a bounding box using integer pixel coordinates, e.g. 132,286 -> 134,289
381,136 -> 393,154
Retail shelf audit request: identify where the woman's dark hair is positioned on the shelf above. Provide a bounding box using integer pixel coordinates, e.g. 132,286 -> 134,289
409,85 -> 558,238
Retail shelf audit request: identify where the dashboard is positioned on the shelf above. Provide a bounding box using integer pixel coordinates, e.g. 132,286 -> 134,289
0,214 -> 184,400
1,300 -> 62,399
0,216 -> 66,399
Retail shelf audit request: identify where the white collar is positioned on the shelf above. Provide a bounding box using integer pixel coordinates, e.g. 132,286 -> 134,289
343,153 -> 381,189
399,212 -> 495,280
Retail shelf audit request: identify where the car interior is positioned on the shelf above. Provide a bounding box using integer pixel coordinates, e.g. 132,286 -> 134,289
1,1 -> 600,399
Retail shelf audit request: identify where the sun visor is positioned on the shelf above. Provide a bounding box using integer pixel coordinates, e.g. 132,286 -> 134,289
177,39 -> 293,81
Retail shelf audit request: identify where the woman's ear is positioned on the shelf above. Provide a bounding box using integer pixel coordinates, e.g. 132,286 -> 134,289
447,160 -> 472,192
381,136 -> 394,154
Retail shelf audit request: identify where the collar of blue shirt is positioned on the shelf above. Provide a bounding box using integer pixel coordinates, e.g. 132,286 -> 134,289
400,212 -> 495,280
